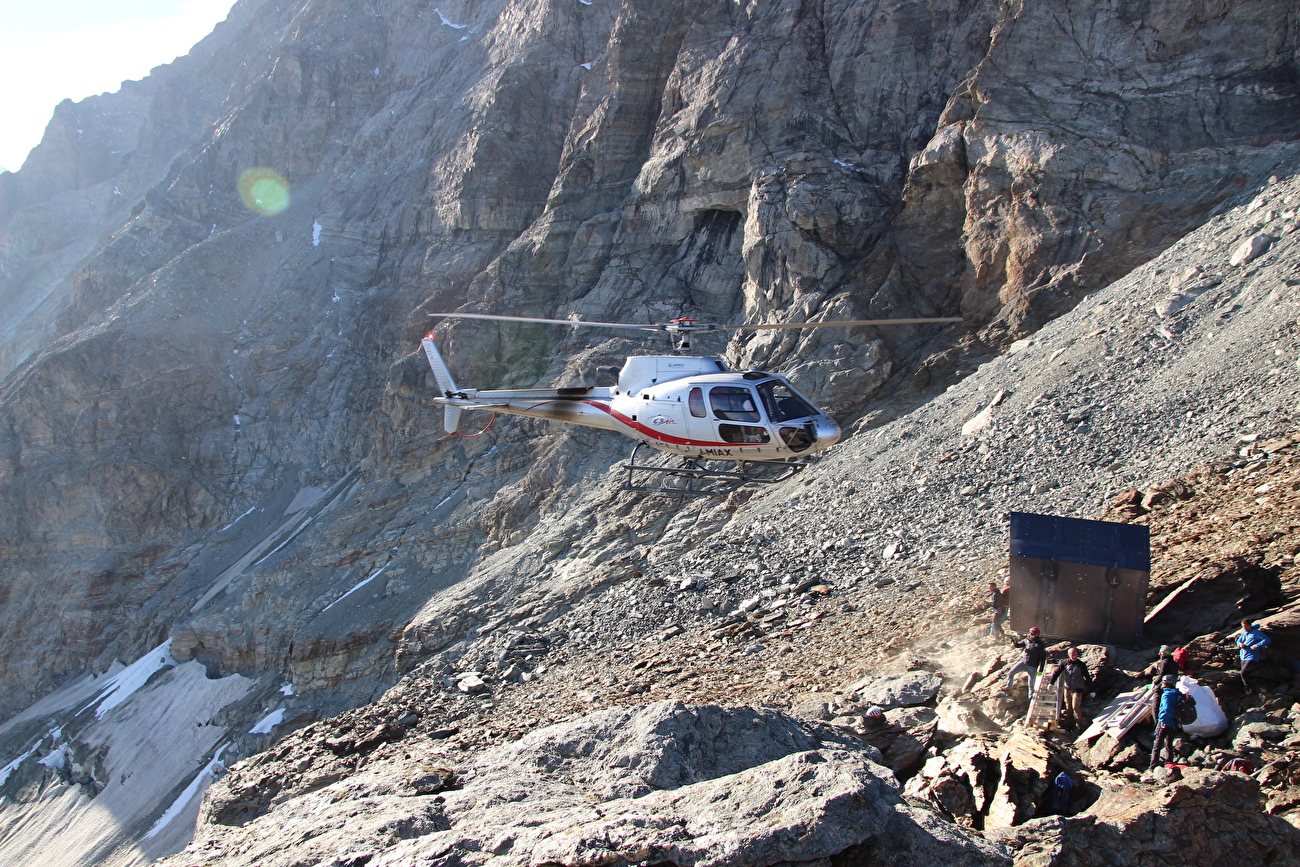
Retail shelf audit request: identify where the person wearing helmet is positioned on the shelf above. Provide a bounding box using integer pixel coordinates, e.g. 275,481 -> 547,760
1148,674 -> 1182,770
1005,627 -> 1047,695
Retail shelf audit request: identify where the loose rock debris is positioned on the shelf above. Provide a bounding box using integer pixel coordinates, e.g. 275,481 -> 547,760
159,173 -> 1300,863
165,435 -> 1300,867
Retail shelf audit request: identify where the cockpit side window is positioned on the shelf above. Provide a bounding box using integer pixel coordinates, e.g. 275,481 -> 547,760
688,387 -> 706,418
709,386 -> 761,422
757,379 -> 816,422
719,424 -> 770,444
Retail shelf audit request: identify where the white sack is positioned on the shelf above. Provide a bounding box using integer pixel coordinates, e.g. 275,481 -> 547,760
1178,675 -> 1229,737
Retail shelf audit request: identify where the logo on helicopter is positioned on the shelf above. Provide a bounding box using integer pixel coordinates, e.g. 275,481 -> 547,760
649,415 -> 677,426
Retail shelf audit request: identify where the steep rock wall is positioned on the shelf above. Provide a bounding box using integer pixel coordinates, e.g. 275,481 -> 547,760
0,0 -> 1295,721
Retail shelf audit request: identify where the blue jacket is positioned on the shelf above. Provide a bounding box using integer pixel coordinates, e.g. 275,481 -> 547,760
1157,687 -> 1181,727
1238,627 -> 1271,662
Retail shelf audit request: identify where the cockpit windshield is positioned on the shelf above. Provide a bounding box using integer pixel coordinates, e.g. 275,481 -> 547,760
757,379 -> 817,422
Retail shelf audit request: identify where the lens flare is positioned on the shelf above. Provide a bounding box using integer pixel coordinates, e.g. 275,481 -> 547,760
237,168 -> 290,216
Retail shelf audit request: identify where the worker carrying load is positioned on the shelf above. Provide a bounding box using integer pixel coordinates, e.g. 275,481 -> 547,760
1148,675 -> 1184,770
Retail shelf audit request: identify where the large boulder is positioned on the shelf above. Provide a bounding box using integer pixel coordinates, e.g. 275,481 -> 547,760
1144,557 -> 1281,644
850,671 -> 944,710
178,702 -> 1009,867
993,770 -> 1300,866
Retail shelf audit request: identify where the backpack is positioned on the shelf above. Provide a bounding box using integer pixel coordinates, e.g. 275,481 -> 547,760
1176,692 -> 1198,726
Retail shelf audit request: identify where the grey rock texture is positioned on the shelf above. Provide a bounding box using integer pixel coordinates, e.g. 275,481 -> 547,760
992,770 -> 1300,867
0,0 -> 1299,862
852,671 -> 944,709
170,701 -> 1009,867
0,0 -> 1297,726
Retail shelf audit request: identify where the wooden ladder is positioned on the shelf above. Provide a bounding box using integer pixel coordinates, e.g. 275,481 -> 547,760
1026,677 -> 1062,731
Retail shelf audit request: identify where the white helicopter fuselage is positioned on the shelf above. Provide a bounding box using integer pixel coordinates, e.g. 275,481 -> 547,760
423,342 -> 842,460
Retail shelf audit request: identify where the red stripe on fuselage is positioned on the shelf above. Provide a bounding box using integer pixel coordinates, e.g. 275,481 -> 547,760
581,399 -> 755,449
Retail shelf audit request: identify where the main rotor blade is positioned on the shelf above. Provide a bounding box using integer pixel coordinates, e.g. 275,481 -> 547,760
718,317 -> 964,331
428,312 -> 660,331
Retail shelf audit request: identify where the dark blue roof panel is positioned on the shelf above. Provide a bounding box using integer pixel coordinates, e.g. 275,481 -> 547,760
1009,511 -> 1150,571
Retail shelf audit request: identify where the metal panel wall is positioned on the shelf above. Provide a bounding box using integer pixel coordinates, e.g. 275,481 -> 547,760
1007,513 -> 1149,647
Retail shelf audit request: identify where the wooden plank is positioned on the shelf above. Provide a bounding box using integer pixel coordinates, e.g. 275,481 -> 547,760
1074,686 -> 1147,744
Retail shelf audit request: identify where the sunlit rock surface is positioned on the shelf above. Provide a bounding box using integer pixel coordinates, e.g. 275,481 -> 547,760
0,0 -> 1298,862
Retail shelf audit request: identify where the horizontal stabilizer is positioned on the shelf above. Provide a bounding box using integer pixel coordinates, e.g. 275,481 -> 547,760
444,404 -> 462,434
421,337 -> 459,394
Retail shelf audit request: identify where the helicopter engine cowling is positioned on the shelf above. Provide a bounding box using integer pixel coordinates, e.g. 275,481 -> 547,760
616,356 -> 727,395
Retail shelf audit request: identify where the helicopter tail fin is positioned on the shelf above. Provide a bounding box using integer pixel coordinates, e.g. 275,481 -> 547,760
443,404 -> 462,434
421,335 -> 459,393
421,335 -> 463,433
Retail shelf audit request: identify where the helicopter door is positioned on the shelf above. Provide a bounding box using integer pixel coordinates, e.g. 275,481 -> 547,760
685,386 -> 713,442
642,397 -> 687,443
707,386 -> 771,447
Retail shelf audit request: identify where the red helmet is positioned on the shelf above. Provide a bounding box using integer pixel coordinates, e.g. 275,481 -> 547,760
1029,627 -> 1040,635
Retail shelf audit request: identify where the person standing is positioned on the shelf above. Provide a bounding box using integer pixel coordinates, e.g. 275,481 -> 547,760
1050,647 -> 1094,728
1149,646 -> 1181,681
1005,627 -> 1046,695
1236,620 -> 1272,692
989,580 -> 1009,637
1148,674 -> 1181,770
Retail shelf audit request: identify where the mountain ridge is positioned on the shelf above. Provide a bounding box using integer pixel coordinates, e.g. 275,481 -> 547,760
0,0 -> 1297,862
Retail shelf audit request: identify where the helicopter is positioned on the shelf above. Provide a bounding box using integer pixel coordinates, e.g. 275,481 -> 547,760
422,312 -> 962,495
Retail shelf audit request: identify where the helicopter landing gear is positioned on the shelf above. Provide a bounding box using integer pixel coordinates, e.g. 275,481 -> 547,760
621,443 -> 808,496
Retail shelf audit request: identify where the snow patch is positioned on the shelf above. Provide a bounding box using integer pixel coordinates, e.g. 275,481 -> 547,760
579,62 -> 593,70
322,563 -> 388,613
279,682 -> 295,696
257,516 -> 314,563
143,744 -> 228,840
37,744 -> 67,771
83,640 -> 176,719
312,220 -> 323,246
249,708 -> 286,734
218,506 -> 257,533
0,744 -> 38,786
435,8 -> 470,28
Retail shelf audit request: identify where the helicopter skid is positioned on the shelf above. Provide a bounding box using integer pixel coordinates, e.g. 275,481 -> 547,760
622,443 -> 808,496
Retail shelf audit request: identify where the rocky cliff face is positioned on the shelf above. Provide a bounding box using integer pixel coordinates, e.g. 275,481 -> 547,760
0,0 -> 1298,862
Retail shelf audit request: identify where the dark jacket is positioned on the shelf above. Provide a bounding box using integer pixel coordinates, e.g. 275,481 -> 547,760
1019,636 -> 1047,669
1051,658 -> 1093,692
1152,656 -> 1180,680
991,588 -> 1008,611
